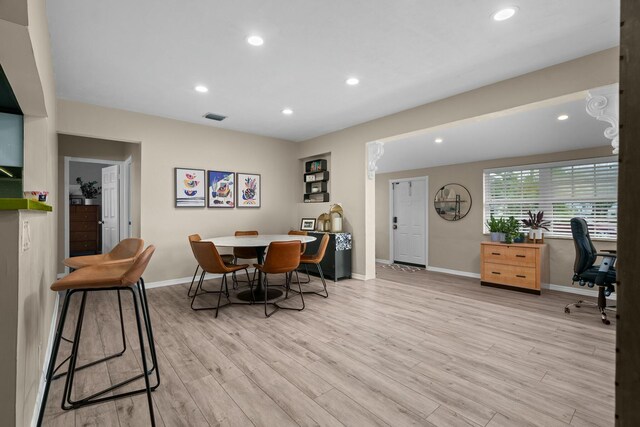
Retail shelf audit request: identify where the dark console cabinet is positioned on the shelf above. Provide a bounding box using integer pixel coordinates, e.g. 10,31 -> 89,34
303,232 -> 352,281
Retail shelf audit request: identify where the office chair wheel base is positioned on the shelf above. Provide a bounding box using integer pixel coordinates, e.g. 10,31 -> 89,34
564,307 -> 570,314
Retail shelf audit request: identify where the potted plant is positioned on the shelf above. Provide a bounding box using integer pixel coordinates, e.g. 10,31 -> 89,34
486,214 -> 506,242
503,216 -> 520,244
76,177 -> 101,205
522,210 -> 550,240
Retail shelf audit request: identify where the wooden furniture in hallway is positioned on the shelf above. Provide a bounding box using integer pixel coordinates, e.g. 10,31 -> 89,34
480,241 -> 549,294
69,205 -> 100,256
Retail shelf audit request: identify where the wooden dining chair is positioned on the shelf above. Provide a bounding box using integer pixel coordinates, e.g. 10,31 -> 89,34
190,241 -> 252,317
187,234 -> 234,297
254,240 -> 304,317
38,246 -> 159,426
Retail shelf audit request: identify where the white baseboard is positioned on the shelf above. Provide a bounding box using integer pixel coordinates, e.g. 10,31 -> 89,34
375,259 -> 392,265
542,283 -> 616,300
426,266 -> 481,279
31,293 -> 60,427
351,273 -> 370,281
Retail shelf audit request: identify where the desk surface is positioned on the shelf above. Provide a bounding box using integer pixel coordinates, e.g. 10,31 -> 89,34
203,234 -> 316,247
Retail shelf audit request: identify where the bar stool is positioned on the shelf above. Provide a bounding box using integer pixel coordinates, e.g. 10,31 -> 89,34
254,240 -> 304,317
187,234 -> 234,297
58,238 -> 145,377
190,241 -> 252,317
297,233 -> 330,298
37,246 -> 159,426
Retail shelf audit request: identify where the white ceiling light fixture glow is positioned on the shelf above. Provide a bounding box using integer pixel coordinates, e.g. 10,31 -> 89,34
557,114 -> 569,121
247,35 -> 264,46
492,7 -> 518,21
346,77 -> 360,86
434,138 -> 443,143
194,85 -> 208,93
282,108 -> 293,115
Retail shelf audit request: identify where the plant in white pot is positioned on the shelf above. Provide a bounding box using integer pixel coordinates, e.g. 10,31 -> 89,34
76,177 -> 101,205
522,210 -> 550,240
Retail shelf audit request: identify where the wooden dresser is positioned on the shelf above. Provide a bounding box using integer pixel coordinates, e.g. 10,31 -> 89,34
480,242 -> 549,294
70,205 -> 100,256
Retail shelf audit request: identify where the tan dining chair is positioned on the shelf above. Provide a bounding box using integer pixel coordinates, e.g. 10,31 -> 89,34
298,233 -> 330,298
231,230 -> 259,288
288,230 -> 308,254
38,246 -> 159,427
254,240 -> 304,317
190,241 -> 251,317
188,234 -> 234,297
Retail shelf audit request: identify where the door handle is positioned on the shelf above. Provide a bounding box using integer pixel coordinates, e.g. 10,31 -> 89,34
98,221 -> 104,225
393,225 -> 398,230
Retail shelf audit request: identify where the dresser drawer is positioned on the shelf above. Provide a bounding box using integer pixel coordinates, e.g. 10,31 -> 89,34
70,231 -> 96,242
70,241 -> 97,252
71,205 -> 99,214
482,244 -> 509,264
507,246 -> 537,267
71,213 -> 98,222
483,262 -> 538,289
70,221 -> 98,232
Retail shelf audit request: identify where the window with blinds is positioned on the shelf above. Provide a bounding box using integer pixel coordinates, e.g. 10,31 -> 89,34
483,157 -> 618,239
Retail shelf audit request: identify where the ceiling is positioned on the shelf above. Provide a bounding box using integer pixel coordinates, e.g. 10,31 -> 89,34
376,95 -> 612,174
46,1 -> 619,142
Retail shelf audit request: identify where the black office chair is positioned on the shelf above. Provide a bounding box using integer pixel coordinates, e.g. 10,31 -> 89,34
564,217 -> 616,324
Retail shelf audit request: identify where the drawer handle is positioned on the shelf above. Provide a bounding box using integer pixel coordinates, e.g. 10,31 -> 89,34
515,255 -> 526,258
491,252 -> 501,255
491,271 -> 501,275
516,274 -> 526,278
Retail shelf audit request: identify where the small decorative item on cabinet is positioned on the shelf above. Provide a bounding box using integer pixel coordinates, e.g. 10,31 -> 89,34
521,210 -> 549,243
317,213 -> 331,231
329,203 -> 343,232
300,218 -> 316,231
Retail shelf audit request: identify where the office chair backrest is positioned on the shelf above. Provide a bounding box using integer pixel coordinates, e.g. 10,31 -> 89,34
571,217 -> 598,275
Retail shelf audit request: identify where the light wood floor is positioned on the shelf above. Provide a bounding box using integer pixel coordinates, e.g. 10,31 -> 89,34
42,267 -> 616,426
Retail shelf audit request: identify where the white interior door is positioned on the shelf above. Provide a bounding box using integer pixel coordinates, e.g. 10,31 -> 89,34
393,179 -> 426,266
101,165 -> 119,253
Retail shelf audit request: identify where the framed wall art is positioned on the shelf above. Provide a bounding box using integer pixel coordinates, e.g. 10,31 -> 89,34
300,218 -> 316,231
175,168 -> 205,207
207,170 -> 235,208
237,172 -> 261,208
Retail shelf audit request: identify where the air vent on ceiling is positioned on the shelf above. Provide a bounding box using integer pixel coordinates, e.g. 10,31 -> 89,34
203,112 -> 227,121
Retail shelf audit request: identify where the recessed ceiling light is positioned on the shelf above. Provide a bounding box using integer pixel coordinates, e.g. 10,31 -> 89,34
435,138 -> 443,143
492,7 -> 517,21
194,85 -> 208,93
557,114 -> 569,121
346,77 -> 360,86
282,108 -> 293,115
247,35 -> 264,46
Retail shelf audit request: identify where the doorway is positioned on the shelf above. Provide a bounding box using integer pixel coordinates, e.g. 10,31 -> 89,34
389,176 -> 428,267
64,156 -> 131,271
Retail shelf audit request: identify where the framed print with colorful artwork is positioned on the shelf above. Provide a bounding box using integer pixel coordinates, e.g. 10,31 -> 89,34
237,173 -> 261,208
175,168 -> 206,207
207,170 -> 235,208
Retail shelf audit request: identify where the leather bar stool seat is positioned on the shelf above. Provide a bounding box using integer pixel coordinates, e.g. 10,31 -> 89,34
64,237 -> 144,270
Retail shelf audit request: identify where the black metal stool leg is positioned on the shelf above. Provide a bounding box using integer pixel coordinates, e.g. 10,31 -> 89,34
62,291 -> 89,409
138,278 -> 160,388
36,290 -> 73,426
130,286 -> 157,426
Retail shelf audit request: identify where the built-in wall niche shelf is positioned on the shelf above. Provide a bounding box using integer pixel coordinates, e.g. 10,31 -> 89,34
303,158 -> 330,203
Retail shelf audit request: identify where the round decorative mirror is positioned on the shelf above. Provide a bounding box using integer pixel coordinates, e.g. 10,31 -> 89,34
434,183 -> 472,221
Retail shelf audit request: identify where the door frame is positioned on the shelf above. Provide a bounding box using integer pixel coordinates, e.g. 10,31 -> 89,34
389,176 -> 429,267
63,156 -> 131,273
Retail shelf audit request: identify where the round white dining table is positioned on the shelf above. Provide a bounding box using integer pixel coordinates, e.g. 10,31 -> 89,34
202,234 -> 316,302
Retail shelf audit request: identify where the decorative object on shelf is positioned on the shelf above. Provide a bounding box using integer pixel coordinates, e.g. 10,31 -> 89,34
434,183 -> 471,221
70,196 -> 83,205
304,158 -> 330,203
175,168 -> 206,207
300,218 -> 316,231
329,203 -> 344,232
207,170 -> 235,208
237,172 -> 261,207
24,191 -> 48,202
76,177 -> 101,205
522,210 -> 550,242
317,213 -> 331,231
503,216 -> 520,244
513,232 -> 526,243
485,214 -> 505,242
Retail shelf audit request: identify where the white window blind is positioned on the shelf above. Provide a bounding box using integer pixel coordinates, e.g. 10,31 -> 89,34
483,157 -> 618,239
